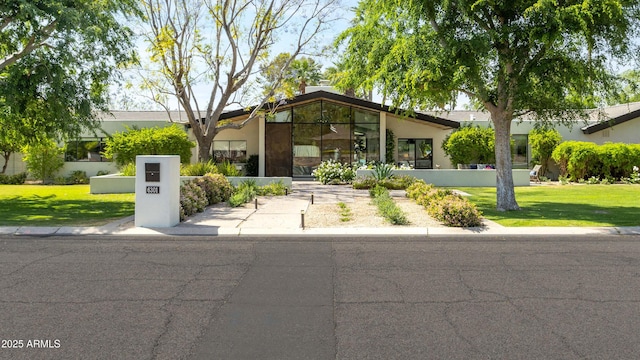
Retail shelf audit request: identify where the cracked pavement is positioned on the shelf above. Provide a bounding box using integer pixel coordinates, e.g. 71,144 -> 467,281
1,235 -> 640,359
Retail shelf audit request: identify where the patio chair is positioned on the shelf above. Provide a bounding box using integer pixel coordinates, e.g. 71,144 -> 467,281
530,164 -> 542,183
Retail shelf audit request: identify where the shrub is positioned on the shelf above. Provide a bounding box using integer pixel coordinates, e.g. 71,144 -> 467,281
552,141 -> 640,181
256,180 -> 288,196
426,194 -> 483,227
312,160 -> 356,184
369,185 -> 409,225
96,170 -> 110,176
245,154 -> 259,176
385,129 -> 395,164
0,172 -> 26,185
352,176 -> 378,189
22,139 -> 65,184
103,125 -> 194,166
119,162 -> 136,176
194,173 -> 233,205
529,127 -> 562,177
217,160 -> 242,176
179,180 -> 208,221
229,180 -> 258,207
442,124 -> 495,165
68,170 -> 89,184
181,161 -> 218,176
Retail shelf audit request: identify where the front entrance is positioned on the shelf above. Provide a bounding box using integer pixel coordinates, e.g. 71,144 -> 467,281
265,122 -> 292,177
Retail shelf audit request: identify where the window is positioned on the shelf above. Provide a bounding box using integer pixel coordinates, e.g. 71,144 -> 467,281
213,140 -> 247,162
511,134 -> 528,169
65,139 -> 109,162
397,138 -> 433,169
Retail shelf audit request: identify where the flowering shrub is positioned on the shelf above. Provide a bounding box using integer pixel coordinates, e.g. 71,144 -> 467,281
194,173 -> 233,205
180,180 -> 208,221
406,180 -> 482,227
426,194 -> 483,227
622,166 -> 640,184
353,175 -> 417,190
312,160 -> 356,184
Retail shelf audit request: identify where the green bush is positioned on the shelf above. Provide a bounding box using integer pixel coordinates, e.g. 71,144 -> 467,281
385,129 -> 395,164
0,172 -> 27,184
354,174 -> 417,190
352,176 -> 378,189
22,138 -> 65,183
256,180 -> 288,196
229,180 -> 258,207
369,185 -> 409,225
103,125 -> 194,166
245,154 -> 259,176
96,170 -> 110,176
552,141 -> 640,181
372,162 -> 394,181
68,170 -> 89,184
194,173 -> 233,205
442,124 -> 495,165
529,127 -> 562,176
181,161 -> 218,176
426,194 -> 483,227
119,162 -> 136,176
312,160 -> 356,184
217,160 -> 242,177
180,180 -> 208,221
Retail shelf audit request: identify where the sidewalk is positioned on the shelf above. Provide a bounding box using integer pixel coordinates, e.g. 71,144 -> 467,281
1,182 -> 640,237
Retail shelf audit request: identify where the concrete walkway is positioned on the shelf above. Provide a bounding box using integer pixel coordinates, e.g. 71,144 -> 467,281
1,181 -> 639,237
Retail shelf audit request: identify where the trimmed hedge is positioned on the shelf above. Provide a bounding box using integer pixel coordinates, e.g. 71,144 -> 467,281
552,141 -> 640,181
406,180 -> 483,227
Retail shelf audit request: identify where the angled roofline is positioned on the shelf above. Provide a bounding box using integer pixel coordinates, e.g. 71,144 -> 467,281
219,90 -> 460,129
581,107 -> 640,134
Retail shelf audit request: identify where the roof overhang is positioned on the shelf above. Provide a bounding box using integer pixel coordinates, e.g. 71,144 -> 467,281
581,108 -> 640,134
219,91 -> 460,129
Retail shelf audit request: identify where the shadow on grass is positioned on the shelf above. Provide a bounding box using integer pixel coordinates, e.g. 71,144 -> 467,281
480,201 -> 640,227
0,196 -> 134,226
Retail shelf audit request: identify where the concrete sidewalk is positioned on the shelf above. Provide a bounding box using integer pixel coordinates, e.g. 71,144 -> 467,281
1,182 -> 640,237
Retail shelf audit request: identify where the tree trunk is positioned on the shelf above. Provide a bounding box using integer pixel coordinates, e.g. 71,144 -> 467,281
492,112 -> 520,211
197,135 -> 214,162
1,152 -> 9,174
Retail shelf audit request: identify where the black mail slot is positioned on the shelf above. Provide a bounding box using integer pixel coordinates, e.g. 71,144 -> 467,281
145,162 -> 160,182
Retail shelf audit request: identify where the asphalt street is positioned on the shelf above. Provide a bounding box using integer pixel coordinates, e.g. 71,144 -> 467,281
1,234 -> 640,359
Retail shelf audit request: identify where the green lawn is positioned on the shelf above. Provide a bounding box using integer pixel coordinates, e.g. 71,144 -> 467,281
456,184 -> 640,227
0,185 -> 134,226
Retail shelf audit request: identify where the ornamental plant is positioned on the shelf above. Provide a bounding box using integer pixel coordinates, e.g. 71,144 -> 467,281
103,125 -> 194,166
442,125 -> 495,166
194,173 -> 233,205
529,127 -> 562,177
22,138 -> 65,184
426,195 -> 483,227
312,160 -> 356,184
180,180 -> 208,221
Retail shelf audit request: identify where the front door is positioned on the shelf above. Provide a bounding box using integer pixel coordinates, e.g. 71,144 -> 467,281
265,123 -> 292,177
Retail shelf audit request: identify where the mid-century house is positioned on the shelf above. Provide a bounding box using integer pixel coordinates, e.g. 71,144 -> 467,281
4,87 -> 640,181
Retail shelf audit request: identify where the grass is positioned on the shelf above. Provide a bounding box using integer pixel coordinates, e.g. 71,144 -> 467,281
337,202 -> 352,222
0,185 -> 135,226
455,184 -> 640,227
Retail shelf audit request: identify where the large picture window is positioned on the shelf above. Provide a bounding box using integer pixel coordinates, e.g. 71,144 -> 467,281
65,138 -> 109,162
284,101 -> 380,176
213,140 -> 247,162
397,138 -> 433,169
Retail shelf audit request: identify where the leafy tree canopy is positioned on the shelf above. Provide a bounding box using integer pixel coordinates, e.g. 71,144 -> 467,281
0,0 -> 140,168
337,0 -> 640,210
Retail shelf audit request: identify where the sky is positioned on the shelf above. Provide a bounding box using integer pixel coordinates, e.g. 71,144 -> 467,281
113,0 -> 360,112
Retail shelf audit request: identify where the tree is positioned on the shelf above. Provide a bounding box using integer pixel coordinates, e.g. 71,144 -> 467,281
0,0 -> 140,170
529,127 -> 562,178
442,125 -> 495,167
289,57 -> 322,94
140,0 -> 340,161
21,139 -> 65,184
336,0 -> 640,210
103,125 -> 194,166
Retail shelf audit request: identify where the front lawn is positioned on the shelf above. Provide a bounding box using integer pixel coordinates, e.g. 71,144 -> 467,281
456,184 -> 640,227
0,185 -> 135,226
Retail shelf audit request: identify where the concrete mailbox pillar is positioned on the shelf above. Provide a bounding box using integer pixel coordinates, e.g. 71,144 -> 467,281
135,155 -> 180,227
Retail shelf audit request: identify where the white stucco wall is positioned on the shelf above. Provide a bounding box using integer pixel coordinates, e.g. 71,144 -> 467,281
386,115 -> 454,169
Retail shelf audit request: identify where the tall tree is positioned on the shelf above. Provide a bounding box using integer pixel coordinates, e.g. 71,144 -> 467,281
337,0 -> 640,211
140,0 -> 340,161
289,56 -> 322,94
0,0 -> 139,173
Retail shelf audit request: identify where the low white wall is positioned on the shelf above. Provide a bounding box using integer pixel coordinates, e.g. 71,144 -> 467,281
90,174 -> 292,194
356,169 -> 531,187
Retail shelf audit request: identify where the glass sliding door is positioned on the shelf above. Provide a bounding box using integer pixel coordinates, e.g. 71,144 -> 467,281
398,138 -> 433,169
